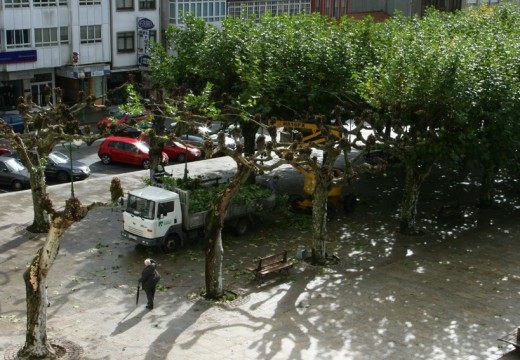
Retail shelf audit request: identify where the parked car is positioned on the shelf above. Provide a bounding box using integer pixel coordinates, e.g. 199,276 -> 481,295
45,151 -> 91,183
0,112 -> 28,133
97,110 -> 152,131
0,146 -> 19,158
111,126 -> 147,141
0,156 -> 30,191
97,136 -> 168,169
162,141 -> 202,163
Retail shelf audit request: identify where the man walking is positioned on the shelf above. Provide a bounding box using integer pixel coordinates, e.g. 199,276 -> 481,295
139,258 -> 161,310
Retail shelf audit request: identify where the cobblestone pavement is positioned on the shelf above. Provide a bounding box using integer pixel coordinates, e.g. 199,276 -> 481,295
1,156 -> 520,360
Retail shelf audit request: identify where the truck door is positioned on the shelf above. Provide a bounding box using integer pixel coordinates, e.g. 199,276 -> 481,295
155,200 -> 178,238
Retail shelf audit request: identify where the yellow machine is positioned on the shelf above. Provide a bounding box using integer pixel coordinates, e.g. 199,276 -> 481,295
273,120 -> 341,146
272,120 -> 357,214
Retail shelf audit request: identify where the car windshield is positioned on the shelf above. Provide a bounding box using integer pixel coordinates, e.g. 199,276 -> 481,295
126,194 -> 155,219
135,142 -> 150,153
49,151 -> 69,164
4,158 -> 26,172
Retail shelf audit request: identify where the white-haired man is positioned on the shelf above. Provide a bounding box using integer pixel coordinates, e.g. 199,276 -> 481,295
139,258 -> 161,310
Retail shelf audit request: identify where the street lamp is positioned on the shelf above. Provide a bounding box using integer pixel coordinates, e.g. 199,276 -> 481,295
61,140 -> 81,199
78,70 -> 86,125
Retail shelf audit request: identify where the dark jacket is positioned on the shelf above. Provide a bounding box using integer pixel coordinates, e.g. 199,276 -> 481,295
139,261 -> 161,290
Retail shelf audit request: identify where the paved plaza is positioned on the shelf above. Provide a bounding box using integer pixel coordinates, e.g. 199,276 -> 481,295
1,156 -> 520,359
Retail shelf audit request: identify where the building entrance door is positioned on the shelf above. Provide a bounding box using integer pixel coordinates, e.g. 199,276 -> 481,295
31,83 -> 52,106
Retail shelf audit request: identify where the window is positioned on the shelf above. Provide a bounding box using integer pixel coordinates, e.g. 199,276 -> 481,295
79,0 -> 101,4
6,29 -> 31,49
4,0 -> 29,7
33,0 -> 57,6
35,28 -> 58,47
139,0 -> 156,10
158,201 -> 174,216
117,0 -> 134,10
59,0 -> 68,5
60,27 -> 69,45
80,25 -> 102,44
117,32 -> 135,53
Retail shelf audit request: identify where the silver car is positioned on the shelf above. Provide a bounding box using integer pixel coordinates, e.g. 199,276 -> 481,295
0,156 -> 30,191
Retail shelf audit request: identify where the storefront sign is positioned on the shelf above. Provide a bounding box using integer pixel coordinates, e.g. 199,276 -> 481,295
0,50 -> 37,64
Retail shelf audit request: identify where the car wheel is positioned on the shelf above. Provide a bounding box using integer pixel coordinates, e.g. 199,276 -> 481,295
176,153 -> 186,163
162,234 -> 179,253
101,154 -> 112,165
56,171 -> 69,183
234,217 -> 251,236
142,159 -> 150,169
11,180 -> 23,191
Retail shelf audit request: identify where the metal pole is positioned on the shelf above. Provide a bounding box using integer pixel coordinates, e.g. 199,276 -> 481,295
64,142 -> 75,199
81,78 -> 85,125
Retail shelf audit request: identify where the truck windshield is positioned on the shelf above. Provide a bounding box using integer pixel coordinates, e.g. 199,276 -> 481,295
126,194 -> 155,219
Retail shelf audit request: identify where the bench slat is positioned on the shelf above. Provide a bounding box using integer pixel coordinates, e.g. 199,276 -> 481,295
257,262 -> 293,276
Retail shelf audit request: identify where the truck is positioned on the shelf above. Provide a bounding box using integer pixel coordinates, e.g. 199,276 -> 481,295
272,119 -> 357,214
121,184 -> 276,252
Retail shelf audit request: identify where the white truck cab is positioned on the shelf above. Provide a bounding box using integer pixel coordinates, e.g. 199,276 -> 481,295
121,186 -> 184,250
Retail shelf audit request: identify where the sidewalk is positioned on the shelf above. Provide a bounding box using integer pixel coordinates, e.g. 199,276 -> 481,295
1,157 -> 520,359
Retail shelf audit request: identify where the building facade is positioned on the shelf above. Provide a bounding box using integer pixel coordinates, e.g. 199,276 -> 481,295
0,0 -> 517,115
0,1 -> 111,110
0,0 -> 161,112
108,0 -> 161,102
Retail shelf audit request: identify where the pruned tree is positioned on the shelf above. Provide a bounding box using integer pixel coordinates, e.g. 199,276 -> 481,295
0,86 -> 105,233
18,194 -> 113,358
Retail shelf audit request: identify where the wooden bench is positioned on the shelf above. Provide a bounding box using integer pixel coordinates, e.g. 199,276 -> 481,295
437,201 -> 463,219
246,250 -> 293,281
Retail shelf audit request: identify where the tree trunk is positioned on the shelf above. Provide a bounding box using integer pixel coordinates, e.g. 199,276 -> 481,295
399,164 -> 432,235
310,173 -> 329,265
205,165 -> 252,299
479,162 -> 496,208
27,169 -> 50,233
18,218 -> 69,358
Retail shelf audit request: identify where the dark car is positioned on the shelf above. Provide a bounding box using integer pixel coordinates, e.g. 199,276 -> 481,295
0,156 -> 30,191
45,151 -> 91,183
0,112 -> 27,133
97,136 -> 168,169
111,126 -> 147,141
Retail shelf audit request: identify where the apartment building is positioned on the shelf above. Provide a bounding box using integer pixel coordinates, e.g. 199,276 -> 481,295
1,0 -> 516,114
0,0 -> 161,112
0,1 -> 111,110
108,0 -> 160,101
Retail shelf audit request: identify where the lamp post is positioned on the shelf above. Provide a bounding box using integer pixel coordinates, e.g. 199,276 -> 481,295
78,70 -> 86,125
62,140 -> 81,199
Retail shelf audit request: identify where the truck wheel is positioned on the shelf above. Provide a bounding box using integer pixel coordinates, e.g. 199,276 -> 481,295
234,217 -> 251,236
343,194 -> 357,213
162,234 -> 179,253
289,194 -> 305,212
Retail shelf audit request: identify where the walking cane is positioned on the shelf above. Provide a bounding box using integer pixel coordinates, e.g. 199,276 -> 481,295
136,281 -> 140,306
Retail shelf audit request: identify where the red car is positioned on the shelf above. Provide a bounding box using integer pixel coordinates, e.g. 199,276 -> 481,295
97,136 -> 168,169
162,141 -> 202,163
0,146 -> 19,158
97,110 -> 152,131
